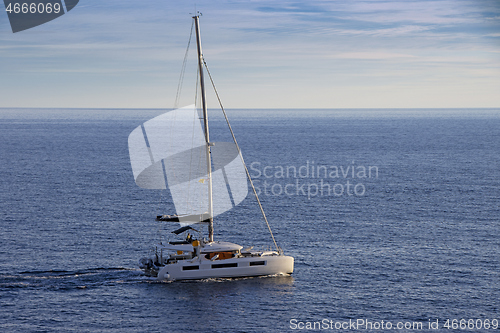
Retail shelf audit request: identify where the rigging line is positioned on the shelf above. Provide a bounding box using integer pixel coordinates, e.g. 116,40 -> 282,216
166,25 -> 188,211
203,59 -> 281,254
177,63 -> 202,214
174,20 -> 194,109
194,67 -> 210,224
185,105 -> 199,213
195,64 -> 200,112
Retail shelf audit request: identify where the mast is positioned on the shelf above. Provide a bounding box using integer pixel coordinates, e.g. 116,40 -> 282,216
193,14 -> 214,242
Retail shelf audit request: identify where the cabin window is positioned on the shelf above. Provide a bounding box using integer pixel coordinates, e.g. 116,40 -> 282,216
205,251 -> 234,260
249,261 -> 266,266
211,263 -> 238,269
182,265 -> 199,271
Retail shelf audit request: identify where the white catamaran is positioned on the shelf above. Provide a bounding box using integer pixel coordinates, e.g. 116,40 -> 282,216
128,15 -> 293,281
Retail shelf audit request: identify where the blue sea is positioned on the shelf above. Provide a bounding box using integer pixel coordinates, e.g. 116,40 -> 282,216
0,108 -> 499,332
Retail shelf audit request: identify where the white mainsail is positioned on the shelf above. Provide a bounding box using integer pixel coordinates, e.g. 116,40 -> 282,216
128,105 -> 248,224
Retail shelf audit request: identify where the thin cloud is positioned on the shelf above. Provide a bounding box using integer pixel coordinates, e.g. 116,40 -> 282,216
330,52 -> 418,60
0,0 -> 499,108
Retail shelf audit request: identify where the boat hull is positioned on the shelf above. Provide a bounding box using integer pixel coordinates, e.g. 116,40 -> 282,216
156,254 -> 294,281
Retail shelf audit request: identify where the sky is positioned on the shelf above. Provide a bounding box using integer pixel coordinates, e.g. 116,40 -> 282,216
0,0 -> 499,109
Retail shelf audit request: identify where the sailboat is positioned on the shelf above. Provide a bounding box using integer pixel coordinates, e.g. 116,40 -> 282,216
128,15 -> 294,281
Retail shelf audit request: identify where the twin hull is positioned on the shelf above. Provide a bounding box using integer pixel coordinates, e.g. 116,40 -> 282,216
157,254 -> 294,281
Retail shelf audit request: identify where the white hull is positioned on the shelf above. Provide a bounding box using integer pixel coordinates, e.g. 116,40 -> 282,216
139,240 -> 294,282
157,254 -> 293,281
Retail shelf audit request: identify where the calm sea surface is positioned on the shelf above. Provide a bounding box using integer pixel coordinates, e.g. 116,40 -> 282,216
0,108 -> 499,332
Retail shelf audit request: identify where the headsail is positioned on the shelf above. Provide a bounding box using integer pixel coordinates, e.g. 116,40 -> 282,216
128,105 -> 248,224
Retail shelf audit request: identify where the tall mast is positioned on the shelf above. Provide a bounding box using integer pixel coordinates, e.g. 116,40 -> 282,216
193,14 -> 214,242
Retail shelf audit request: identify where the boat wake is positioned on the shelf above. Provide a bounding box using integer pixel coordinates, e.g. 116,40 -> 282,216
162,273 -> 295,284
0,267 -> 145,291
